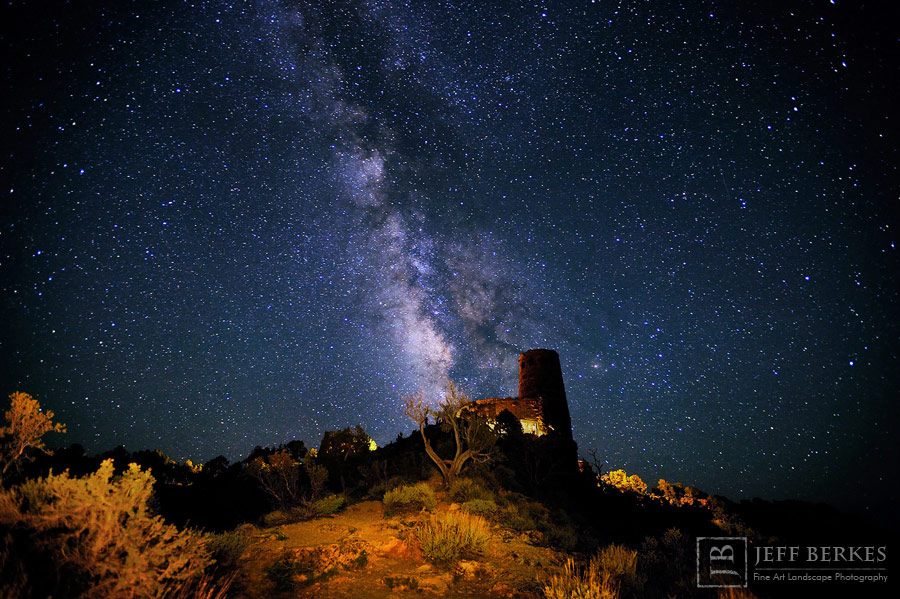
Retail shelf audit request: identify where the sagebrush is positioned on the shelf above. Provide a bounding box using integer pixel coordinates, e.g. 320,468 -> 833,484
597,544 -> 643,598
414,511 -> 490,564
461,498 -> 499,516
382,482 -> 436,515
449,477 -> 493,503
0,459 -> 221,599
206,529 -> 250,573
312,494 -> 346,516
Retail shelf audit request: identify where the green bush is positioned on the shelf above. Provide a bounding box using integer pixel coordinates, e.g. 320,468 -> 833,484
312,494 -> 346,517
0,459 -> 221,599
415,511 -> 490,564
543,556 -> 619,599
461,498 -> 499,516
382,482 -> 437,516
206,530 -> 250,572
449,477 -> 492,503
262,507 -> 304,527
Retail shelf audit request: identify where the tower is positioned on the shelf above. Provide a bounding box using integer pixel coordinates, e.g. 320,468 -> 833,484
459,347 -> 578,471
518,348 -> 572,439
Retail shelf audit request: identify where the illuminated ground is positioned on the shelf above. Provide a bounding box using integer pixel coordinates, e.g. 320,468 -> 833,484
234,497 -> 565,598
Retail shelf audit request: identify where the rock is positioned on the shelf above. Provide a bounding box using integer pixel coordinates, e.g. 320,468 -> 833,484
376,536 -> 426,563
381,575 -> 419,591
521,530 -> 543,545
454,560 -> 486,580
416,573 -> 451,595
287,538 -> 373,578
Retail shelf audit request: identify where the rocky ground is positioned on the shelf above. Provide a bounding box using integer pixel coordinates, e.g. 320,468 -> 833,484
230,499 -> 568,598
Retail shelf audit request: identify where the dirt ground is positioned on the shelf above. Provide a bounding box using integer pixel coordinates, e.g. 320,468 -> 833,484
231,500 -> 566,598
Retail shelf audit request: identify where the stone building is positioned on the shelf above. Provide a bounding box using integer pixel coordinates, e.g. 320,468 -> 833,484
462,348 -> 574,443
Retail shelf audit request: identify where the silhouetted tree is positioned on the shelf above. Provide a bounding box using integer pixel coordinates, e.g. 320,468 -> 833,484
246,449 -> 302,509
203,455 -> 230,478
284,439 -> 308,460
318,425 -> 371,491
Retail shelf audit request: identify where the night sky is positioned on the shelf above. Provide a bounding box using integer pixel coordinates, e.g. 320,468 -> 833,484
2,1 -> 897,521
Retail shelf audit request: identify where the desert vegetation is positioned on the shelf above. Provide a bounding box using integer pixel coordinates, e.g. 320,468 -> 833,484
0,389 -> 874,598
403,381 -> 495,488
414,511 -> 491,564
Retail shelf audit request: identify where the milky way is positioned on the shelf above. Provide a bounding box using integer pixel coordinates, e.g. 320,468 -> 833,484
2,0 -> 897,521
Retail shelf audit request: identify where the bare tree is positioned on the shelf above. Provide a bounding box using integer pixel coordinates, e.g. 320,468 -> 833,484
403,381 -> 495,487
586,448 -> 607,481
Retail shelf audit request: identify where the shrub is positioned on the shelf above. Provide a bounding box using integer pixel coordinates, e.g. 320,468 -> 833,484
601,469 -> 648,495
264,550 -> 313,591
312,494 -> 346,517
500,500 -> 541,532
415,511 -> 490,564
639,528 -> 694,599
541,521 -> 579,552
597,544 -> 644,598
262,508 -> 304,527
305,459 -> 329,500
461,498 -> 499,516
263,548 -> 340,591
0,391 -> 66,475
0,459 -> 219,599
261,495 -> 345,525
367,474 -> 406,499
494,495 -> 580,550
247,449 -> 302,508
382,482 -> 436,516
206,530 -> 250,572
449,477 -> 492,503
543,556 -> 619,599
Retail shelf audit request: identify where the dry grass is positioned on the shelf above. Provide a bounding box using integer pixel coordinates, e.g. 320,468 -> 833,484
543,556 -> 620,599
414,510 -> 491,564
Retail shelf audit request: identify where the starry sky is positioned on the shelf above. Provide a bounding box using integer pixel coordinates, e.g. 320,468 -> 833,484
2,1 -> 897,521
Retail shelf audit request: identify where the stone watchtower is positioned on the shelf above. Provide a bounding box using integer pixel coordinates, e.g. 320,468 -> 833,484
460,348 -> 577,470
518,348 -> 573,439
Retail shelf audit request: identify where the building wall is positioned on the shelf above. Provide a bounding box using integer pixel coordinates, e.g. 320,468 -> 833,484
518,348 -> 573,439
